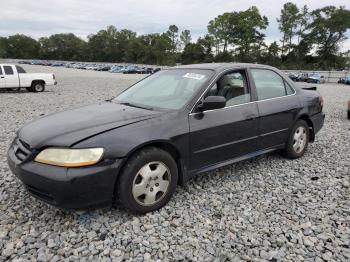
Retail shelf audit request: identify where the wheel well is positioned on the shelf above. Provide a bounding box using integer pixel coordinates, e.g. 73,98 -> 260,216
122,142 -> 184,186
31,80 -> 45,87
298,115 -> 315,142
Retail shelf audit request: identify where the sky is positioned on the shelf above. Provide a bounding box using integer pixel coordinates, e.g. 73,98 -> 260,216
0,0 -> 349,50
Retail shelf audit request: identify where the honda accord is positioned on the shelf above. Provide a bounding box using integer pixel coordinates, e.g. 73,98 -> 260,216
7,63 -> 325,214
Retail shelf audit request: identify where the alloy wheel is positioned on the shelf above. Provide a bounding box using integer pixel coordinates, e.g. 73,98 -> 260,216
293,126 -> 307,154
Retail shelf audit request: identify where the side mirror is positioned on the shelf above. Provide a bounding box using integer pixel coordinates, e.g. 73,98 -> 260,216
198,96 -> 226,111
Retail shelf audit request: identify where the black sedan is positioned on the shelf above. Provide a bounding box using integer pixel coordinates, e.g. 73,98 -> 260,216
7,63 -> 325,214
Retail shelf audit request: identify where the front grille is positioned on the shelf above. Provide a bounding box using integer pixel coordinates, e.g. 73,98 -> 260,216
13,138 -> 32,162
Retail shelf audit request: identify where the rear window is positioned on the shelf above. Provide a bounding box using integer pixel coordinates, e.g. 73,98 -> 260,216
4,66 -> 14,75
16,65 -> 26,73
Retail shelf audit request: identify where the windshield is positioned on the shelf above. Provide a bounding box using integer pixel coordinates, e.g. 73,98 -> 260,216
114,69 -> 213,110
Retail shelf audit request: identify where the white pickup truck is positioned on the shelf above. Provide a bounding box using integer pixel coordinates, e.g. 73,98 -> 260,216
0,64 -> 57,92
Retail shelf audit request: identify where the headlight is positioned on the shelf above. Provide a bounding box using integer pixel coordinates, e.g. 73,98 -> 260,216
34,148 -> 104,167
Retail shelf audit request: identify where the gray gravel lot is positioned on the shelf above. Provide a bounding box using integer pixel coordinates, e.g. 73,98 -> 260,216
0,65 -> 349,261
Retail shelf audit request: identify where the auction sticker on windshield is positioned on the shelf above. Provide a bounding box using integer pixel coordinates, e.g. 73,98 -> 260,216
183,73 -> 206,80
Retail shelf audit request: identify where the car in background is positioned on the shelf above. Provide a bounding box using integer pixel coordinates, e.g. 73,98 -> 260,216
0,64 -> 57,92
96,65 -> 111,71
338,78 -> 345,84
7,63 -> 325,214
345,76 -> 350,85
122,65 -> 139,74
295,73 -> 310,82
288,73 -> 299,82
306,73 -> 325,84
51,62 -> 64,67
135,67 -> 153,74
110,66 -> 125,73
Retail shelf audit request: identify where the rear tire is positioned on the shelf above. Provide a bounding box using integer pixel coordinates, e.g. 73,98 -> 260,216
32,82 -> 45,92
117,147 -> 178,214
282,120 -> 309,159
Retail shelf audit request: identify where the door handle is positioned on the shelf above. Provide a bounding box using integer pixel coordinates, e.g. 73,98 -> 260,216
0,76 -> 4,79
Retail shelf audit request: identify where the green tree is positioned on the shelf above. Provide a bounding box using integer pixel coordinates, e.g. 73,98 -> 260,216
166,25 -> 179,53
230,6 -> 269,61
181,43 -> 206,64
208,13 -> 232,54
197,34 -> 215,62
296,5 -> 310,44
180,30 -> 192,49
308,6 -> 350,68
39,33 -> 86,61
278,2 -> 300,56
87,26 -> 120,62
0,37 -> 7,58
6,34 -> 40,59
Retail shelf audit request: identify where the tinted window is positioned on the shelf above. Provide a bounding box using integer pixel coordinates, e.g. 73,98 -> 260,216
16,65 -> 26,73
4,66 -> 14,75
251,69 -> 287,100
0,67 -> 2,75
206,71 -> 251,106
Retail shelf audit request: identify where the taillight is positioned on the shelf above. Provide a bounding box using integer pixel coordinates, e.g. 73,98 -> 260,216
320,96 -> 324,108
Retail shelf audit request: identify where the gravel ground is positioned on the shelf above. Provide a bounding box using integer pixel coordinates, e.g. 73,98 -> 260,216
0,65 -> 349,261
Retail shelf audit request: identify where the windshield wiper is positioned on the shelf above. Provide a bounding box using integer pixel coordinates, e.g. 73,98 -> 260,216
119,102 -> 153,110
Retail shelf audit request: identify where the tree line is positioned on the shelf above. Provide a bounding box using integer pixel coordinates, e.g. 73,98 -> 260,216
0,3 -> 349,70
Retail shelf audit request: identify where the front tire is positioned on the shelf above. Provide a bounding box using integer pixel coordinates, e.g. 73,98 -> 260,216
117,147 -> 178,214
283,120 -> 309,159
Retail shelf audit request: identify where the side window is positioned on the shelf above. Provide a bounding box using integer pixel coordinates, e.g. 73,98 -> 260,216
251,69 -> 287,100
206,71 -> 251,106
0,67 -> 3,75
16,66 -> 26,73
284,81 -> 295,95
4,66 -> 14,75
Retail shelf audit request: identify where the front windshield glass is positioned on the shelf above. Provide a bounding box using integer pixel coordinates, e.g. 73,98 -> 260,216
114,69 -> 213,110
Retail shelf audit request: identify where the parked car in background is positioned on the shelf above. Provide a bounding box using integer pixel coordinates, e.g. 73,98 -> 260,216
109,66 -> 124,73
338,78 -> 345,84
51,62 -> 64,67
345,76 -> 350,85
306,73 -> 325,84
7,63 -> 325,214
288,73 -> 299,82
96,65 -> 111,71
122,65 -> 139,74
153,68 -> 161,73
295,73 -> 310,82
0,64 -> 57,92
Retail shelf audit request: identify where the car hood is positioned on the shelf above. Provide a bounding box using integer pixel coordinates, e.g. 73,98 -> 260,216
18,102 -> 162,149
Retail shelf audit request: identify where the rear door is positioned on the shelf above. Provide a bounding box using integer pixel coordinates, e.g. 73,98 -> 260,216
0,66 -> 5,88
189,69 -> 259,172
249,68 -> 300,149
3,65 -> 19,88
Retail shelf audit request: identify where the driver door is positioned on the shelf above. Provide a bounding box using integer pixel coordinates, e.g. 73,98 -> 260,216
188,70 -> 259,172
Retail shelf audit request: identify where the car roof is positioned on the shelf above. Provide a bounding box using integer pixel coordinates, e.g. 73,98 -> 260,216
172,63 -> 278,72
